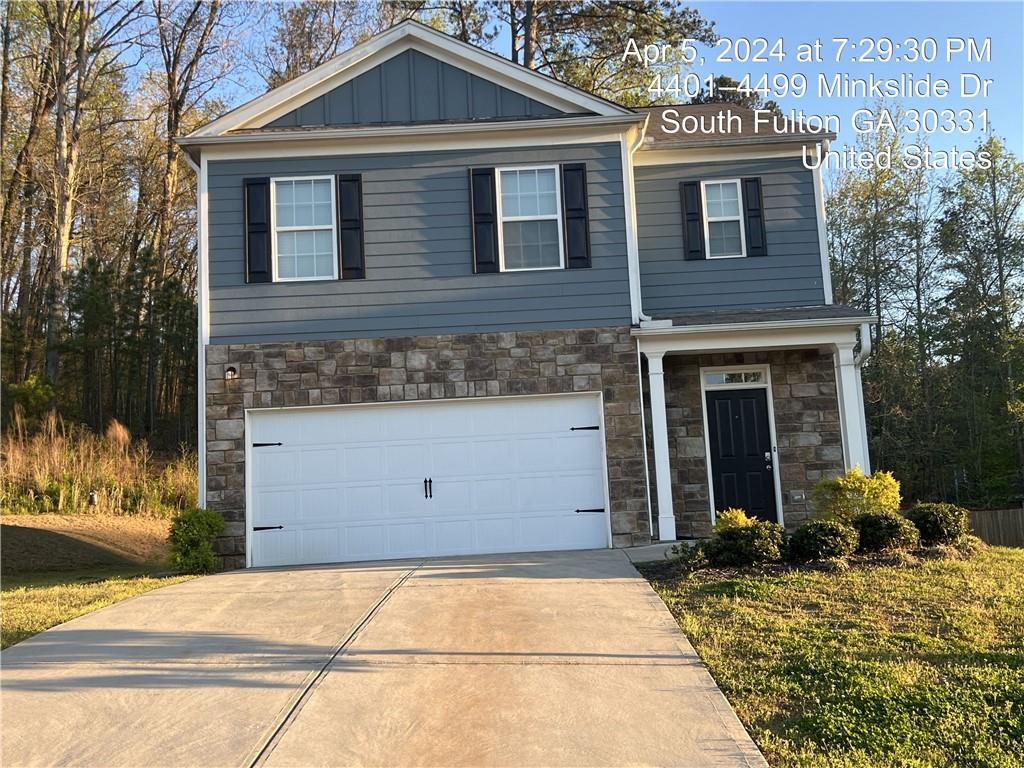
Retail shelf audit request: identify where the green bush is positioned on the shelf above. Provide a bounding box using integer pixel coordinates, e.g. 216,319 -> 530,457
852,510 -> 920,552
904,502 -> 971,546
714,507 -> 755,532
789,520 -> 859,561
702,520 -> 785,567
811,467 -> 901,521
168,508 -> 225,573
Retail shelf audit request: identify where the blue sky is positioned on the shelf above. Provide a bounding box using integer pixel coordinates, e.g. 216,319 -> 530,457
687,1 -> 1023,157
220,1 -> 1023,161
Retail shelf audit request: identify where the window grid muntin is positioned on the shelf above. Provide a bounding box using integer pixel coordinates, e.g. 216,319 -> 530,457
701,179 -> 747,259
270,176 -> 338,282
495,165 -> 565,272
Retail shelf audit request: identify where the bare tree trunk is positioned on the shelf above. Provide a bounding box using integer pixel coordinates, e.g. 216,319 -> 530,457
522,1 -> 536,69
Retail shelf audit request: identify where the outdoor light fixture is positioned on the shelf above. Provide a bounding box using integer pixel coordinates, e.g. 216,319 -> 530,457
225,366 -> 238,380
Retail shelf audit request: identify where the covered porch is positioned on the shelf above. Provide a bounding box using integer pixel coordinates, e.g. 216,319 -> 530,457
634,307 -> 874,541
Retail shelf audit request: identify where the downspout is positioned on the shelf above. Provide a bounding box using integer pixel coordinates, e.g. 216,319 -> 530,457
183,149 -> 207,508
625,119 -> 655,536
622,121 -> 652,322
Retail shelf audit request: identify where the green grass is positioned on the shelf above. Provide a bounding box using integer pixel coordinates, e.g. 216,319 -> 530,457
1,514 -> 193,649
639,548 -> 1024,768
2,569 -> 193,649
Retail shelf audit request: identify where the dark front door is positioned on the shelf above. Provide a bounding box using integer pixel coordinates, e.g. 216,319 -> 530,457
705,388 -> 778,522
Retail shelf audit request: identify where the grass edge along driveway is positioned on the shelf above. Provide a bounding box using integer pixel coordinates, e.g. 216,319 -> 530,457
639,547 -> 1024,768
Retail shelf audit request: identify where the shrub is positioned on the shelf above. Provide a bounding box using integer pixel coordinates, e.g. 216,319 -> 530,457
811,467 -> 901,521
789,520 -> 859,561
715,507 -> 754,532
702,520 -> 785,567
904,502 -> 971,546
168,508 -> 225,573
852,510 -> 920,552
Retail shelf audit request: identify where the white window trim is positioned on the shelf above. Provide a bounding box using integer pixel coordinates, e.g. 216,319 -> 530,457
495,164 -> 565,273
700,178 -> 746,260
270,175 -> 339,282
698,364 -> 784,527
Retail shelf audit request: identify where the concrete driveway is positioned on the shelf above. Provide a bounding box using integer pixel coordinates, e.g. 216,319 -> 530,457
1,550 -> 765,767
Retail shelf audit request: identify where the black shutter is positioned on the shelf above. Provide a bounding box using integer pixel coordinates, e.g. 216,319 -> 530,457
244,178 -> 271,283
337,174 -> 365,279
561,163 -> 591,269
741,177 -> 767,257
469,168 -> 499,273
680,181 -> 705,260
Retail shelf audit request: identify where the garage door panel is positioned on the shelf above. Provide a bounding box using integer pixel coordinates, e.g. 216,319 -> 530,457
347,525 -> 386,558
248,395 -> 609,567
299,449 -> 339,484
343,446 -> 384,480
471,478 -> 515,511
342,484 -> 385,519
254,451 -> 298,485
385,443 -> 429,477
299,487 -> 341,522
477,517 -> 516,549
385,481 -> 428,517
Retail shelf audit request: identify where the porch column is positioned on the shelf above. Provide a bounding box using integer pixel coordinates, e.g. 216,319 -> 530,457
834,342 -> 869,471
646,352 -> 677,541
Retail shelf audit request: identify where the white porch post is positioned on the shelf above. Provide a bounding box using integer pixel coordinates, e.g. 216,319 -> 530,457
834,342 -> 869,471
646,352 -> 677,541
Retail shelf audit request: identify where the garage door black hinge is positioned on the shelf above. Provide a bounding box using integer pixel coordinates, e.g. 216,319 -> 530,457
253,525 -> 284,531
575,508 -> 605,514
252,442 -> 283,447
570,425 -> 600,431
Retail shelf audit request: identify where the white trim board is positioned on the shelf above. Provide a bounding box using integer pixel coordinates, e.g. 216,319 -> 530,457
698,364 -> 785,527
188,20 -> 631,140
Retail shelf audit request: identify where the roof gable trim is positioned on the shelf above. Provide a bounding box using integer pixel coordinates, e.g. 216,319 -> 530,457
189,21 -> 631,139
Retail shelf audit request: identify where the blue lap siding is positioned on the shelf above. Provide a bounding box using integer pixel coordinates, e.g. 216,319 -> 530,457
634,157 -> 826,316
206,143 -> 630,344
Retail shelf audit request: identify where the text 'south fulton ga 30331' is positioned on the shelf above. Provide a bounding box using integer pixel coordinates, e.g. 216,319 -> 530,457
623,35 -> 999,171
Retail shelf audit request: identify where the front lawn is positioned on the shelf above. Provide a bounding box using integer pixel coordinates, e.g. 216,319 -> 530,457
639,547 -> 1024,768
1,514 -> 193,649
2,570 -> 193,649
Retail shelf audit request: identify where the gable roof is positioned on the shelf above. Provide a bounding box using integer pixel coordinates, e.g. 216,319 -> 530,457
187,20 -> 633,140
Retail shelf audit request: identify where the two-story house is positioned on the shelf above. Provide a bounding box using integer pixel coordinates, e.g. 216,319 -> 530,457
178,21 -> 872,569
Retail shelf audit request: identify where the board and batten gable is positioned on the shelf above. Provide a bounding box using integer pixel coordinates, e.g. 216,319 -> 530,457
206,143 -> 629,344
634,157 -> 826,316
266,49 -> 570,129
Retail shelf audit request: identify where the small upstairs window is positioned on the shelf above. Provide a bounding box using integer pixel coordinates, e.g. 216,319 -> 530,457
702,180 -> 746,259
271,177 -> 338,281
497,166 -> 564,271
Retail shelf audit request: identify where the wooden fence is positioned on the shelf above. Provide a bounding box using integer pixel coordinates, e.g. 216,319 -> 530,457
969,508 -> 1024,547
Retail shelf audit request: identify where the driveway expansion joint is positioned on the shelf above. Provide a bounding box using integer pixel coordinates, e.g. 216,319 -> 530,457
243,561 -> 424,768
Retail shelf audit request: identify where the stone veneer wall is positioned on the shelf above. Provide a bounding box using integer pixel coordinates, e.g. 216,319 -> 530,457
205,327 -> 651,568
648,348 -> 845,538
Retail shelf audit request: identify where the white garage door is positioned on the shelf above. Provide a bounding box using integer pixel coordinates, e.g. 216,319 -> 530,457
247,394 -> 609,567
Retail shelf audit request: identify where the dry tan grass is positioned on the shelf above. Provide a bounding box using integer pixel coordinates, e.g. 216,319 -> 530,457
2,410 -> 196,516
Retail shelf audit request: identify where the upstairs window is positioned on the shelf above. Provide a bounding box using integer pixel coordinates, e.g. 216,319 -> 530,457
496,166 -> 564,271
701,180 -> 746,259
271,177 -> 338,281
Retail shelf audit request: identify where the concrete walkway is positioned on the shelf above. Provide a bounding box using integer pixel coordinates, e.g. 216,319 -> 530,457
1,550 -> 765,767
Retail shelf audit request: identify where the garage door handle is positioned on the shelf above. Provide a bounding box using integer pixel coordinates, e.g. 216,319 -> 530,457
253,442 -> 282,447
428,478 -> 433,498
570,425 -> 600,431
253,525 -> 284,531
424,478 -> 428,499
575,508 -> 605,514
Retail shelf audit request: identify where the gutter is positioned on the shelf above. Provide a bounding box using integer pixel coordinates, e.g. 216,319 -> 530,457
631,315 -> 878,337
639,132 -> 837,151
176,113 -> 647,149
